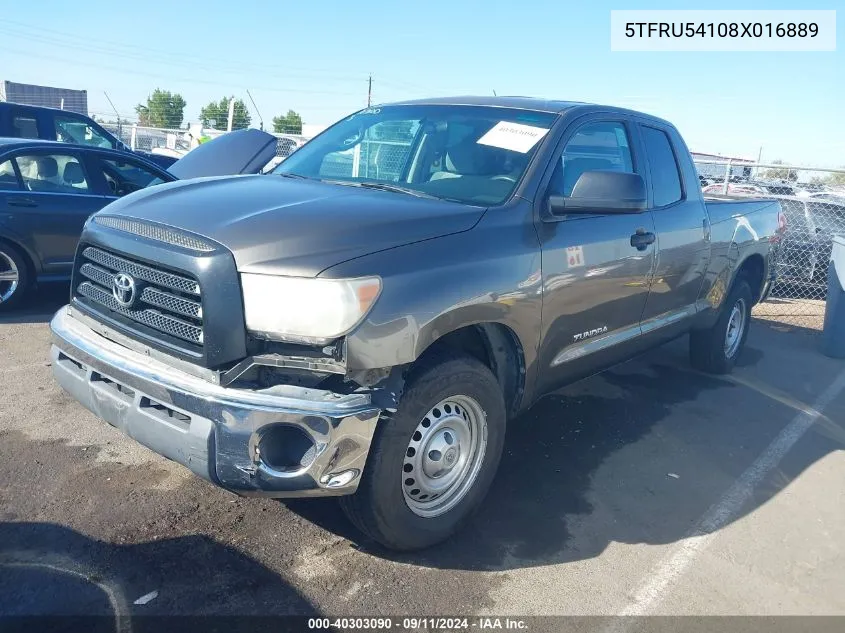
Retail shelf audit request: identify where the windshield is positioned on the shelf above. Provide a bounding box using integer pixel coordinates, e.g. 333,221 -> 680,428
273,105 -> 557,205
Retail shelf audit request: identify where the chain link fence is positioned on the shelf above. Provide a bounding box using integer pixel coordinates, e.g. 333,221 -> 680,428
100,122 -> 191,154
695,160 -> 845,330
99,124 -> 311,165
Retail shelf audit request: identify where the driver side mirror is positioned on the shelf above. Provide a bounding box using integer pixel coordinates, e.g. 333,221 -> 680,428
548,171 -> 647,216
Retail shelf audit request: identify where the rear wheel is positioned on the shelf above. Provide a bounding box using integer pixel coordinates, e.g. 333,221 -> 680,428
690,279 -> 752,374
340,352 -> 506,550
0,242 -> 30,311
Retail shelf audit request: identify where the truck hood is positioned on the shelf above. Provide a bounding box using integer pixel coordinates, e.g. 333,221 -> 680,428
97,175 -> 485,277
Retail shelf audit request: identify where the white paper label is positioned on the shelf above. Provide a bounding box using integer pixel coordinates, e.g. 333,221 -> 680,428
566,245 -> 585,268
477,121 -> 550,153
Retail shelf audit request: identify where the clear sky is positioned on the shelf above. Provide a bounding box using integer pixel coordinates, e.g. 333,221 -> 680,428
1,1 -> 841,166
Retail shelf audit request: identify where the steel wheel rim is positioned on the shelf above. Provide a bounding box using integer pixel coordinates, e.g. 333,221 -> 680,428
0,251 -> 19,303
724,297 -> 746,358
402,395 -> 488,518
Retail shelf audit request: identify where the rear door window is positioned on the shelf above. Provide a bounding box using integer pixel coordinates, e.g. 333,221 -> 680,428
13,153 -> 91,194
11,114 -> 39,139
641,126 -> 683,207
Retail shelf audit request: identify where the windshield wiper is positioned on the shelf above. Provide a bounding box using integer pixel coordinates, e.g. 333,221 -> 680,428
354,182 -> 438,199
276,172 -> 310,180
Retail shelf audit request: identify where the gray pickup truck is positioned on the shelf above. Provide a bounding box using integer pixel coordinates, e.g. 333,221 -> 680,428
49,97 -> 783,550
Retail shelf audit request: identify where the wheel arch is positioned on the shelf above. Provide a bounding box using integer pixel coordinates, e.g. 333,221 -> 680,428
0,234 -> 38,279
734,252 -> 766,304
417,321 -> 527,419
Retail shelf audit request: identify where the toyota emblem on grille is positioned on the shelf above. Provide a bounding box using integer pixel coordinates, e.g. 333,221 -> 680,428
112,273 -> 137,308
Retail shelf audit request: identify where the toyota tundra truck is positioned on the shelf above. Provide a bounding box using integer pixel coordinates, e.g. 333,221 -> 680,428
49,97 -> 783,550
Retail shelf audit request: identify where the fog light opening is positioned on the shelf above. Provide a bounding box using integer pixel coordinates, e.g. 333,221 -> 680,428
257,425 -> 317,474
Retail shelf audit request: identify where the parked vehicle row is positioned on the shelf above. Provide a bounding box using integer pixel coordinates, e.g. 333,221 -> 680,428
45,97 -> 783,550
0,102 -> 178,169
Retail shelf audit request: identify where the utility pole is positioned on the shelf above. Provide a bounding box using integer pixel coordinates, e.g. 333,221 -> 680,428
227,97 -> 235,132
367,74 -> 372,107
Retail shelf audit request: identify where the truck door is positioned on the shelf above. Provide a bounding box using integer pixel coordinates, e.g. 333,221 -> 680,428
535,117 -> 656,393
636,123 -> 710,342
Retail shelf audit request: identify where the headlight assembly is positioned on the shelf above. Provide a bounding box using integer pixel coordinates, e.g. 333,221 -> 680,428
240,273 -> 381,345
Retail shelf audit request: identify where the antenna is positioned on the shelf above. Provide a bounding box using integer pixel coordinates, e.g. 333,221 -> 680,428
493,89 -> 497,96
103,91 -> 120,120
246,90 -> 264,131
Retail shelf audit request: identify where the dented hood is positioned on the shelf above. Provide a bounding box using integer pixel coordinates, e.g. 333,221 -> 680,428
97,175 -> 485,277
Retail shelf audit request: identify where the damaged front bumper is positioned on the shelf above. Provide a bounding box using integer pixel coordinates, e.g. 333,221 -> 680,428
49,305 -> 382,497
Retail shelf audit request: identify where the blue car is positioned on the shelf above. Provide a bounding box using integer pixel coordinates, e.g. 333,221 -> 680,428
0,129 -> 278,308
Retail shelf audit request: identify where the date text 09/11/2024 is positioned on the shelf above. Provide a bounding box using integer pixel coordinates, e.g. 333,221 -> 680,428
307,617 -> 529,630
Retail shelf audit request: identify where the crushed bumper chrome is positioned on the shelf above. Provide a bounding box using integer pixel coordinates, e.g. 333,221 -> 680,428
50,305 -> 381,497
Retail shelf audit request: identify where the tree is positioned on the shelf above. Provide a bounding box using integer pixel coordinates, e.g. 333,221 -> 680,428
199,97 -> 251,131
825,170 -> 845,187
135,89 -> 186,128
763,159 -> 797,182
272,110 -> 303,134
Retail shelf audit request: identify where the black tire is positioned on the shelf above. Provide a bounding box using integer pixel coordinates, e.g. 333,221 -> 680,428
0,240 -> 31,311
690,279 -> 753,374
340,351 -> 506,551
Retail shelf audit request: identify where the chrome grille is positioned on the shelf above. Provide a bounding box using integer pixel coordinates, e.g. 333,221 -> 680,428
83,247 -> 200,296
75,247 -> 204,346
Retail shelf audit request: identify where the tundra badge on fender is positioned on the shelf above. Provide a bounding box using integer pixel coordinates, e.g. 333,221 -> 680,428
573,326 -> 608,342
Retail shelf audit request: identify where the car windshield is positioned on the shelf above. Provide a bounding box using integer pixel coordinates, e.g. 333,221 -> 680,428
273,105 -> 557,205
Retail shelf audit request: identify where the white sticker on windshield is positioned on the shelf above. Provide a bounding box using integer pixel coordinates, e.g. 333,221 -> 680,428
477,121 -> 550,153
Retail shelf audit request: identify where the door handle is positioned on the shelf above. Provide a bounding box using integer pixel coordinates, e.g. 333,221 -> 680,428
630,230 -> 655,251
7,197 -> 37,208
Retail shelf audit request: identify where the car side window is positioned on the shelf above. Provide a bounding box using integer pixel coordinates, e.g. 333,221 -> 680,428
13,153 -> 91,194
0,160 -> 21,190
54,115 -> 114,149
98,158 -> 164,196
11,115 -> 39,139
641,126 -> 683,207
550,121 -> 634,197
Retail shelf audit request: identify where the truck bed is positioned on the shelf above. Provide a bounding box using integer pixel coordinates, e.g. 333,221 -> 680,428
703,196 -> 781,225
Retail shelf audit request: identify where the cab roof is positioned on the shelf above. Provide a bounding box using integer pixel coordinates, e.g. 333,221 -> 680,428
378,96 -> 676,128
381,95 -> 587,113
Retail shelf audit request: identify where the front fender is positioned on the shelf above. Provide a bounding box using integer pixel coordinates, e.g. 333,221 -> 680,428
319,205 -> 543,380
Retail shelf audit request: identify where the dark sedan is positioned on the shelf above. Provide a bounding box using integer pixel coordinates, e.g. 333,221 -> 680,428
0,130 -> 278,308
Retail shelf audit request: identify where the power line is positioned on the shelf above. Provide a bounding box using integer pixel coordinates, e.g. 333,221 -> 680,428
0,19 -> 374,82
0,18 -> 453,99
0,46 -> 365,97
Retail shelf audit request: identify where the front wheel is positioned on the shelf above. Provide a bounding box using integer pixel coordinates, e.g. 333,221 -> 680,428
340,352 -> 506,550
690,279 -> 753,374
